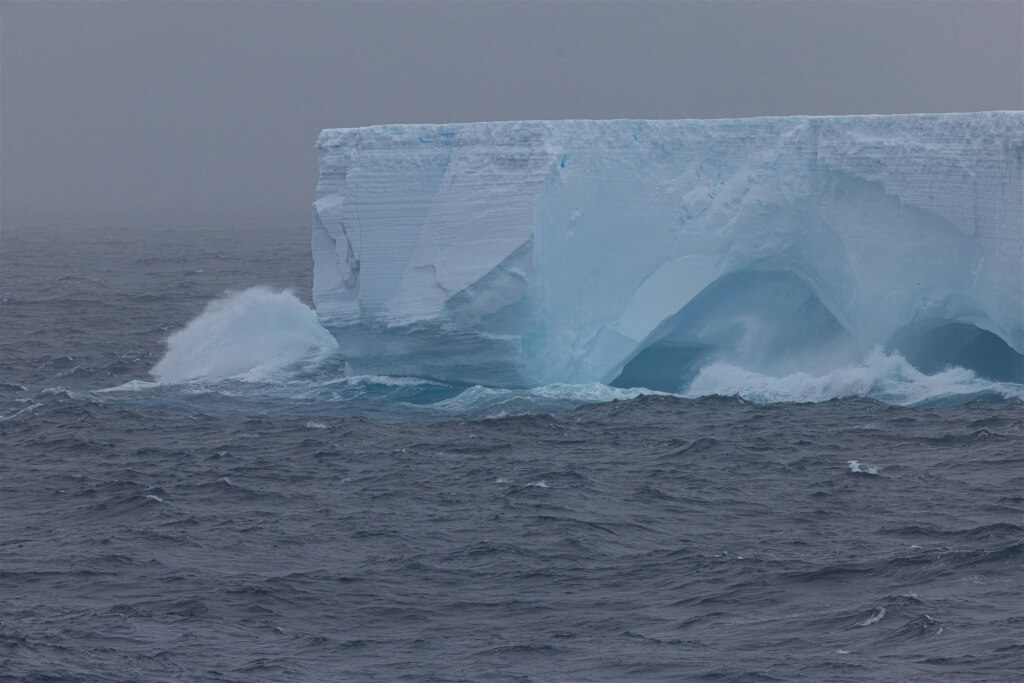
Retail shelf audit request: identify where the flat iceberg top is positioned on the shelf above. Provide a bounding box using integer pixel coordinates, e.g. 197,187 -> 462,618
317,110 -> 1018,144
312,112 -> 1023,388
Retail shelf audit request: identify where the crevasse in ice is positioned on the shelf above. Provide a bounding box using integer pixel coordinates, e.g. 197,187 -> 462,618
312,113 -> 1023,388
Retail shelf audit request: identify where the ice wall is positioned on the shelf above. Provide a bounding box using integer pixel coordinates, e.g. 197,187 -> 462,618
313,113 -> 1024,387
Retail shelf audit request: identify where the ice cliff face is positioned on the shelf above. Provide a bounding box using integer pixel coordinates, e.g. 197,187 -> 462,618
313,113 -> 1024,388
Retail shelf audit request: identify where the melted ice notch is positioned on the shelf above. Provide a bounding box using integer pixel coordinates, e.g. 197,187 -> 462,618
312,113 -> 1023,388
612,270 -> 860,392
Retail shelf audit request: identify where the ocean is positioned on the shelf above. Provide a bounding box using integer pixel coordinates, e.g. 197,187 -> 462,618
1,223 -> 1022,681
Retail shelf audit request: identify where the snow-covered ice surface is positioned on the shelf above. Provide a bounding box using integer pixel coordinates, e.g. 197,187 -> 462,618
313,113 -> 1023,389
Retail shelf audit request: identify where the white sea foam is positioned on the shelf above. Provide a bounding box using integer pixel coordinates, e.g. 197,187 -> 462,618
0,402 -> 42,422
340,375 -> 443,387
151,286 -> 338,383
848,461 -> 880,475
684,349 -> 1024,406
94,290 -> 1022,415
431,382 -> 665,414
98,379 -> 159,392
858,607 -> 886,626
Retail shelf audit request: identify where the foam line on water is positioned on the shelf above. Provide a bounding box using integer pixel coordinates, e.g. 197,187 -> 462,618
428,383 -> 669,415
684,348 -> 1024,406
151,287 -> 338,383
98,288 -> 1024,415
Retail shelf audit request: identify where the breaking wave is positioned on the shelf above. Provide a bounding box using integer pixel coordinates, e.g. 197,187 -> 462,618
151,287 -> 338,383
97,288 -> 1024,418
684,349 -> 1024,406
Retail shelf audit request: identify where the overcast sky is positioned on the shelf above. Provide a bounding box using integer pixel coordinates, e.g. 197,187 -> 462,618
2,0 -> 1022,229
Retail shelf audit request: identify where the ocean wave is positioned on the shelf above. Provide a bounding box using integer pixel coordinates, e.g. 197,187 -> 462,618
91,291 -> 1024,417
150,286 -> 337,383
684,349 -> 1024,406
427,383 -> 668,416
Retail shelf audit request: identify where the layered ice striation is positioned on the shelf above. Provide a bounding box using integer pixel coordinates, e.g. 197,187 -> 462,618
313,113 -> 1024,388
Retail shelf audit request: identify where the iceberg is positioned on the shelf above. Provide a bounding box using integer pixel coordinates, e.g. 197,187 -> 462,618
312,113 -> 1024,389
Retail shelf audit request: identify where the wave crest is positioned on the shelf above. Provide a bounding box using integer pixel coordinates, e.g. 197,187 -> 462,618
684,349 -> 1024,406
151,287 -> 338,383
96,290 -> 1024,417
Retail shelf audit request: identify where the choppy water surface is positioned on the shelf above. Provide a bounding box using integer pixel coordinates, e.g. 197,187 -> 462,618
2,225 -> 1022,681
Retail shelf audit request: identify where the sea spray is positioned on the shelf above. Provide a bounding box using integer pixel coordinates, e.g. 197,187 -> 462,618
152,286 -> 337,383
684,348 -> 1024,406
117,290 -> 1024,416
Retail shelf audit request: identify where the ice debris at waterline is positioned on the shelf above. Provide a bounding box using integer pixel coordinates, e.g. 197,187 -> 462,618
312,113 -> 1024,389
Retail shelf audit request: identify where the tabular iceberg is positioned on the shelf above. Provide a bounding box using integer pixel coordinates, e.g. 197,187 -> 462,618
312,113 -> 1024,389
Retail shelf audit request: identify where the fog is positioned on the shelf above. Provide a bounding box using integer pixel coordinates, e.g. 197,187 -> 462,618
2,0 -> 1021,229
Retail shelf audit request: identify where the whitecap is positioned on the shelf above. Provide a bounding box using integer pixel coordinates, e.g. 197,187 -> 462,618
98,379 -> 160,393
341,374 -> 443,387
858,606 -> 886,626
0,402 -> 42,422
431,382 -> 668,414
684,348 -> 1024,406
151,286 -> 338,384
848,460 -> 880,475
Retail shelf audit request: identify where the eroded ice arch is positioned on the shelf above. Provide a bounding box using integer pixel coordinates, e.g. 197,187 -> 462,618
312,113 -> 1023,388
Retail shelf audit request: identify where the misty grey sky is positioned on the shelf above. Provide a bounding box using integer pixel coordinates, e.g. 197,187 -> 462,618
2,0 -> 1022,229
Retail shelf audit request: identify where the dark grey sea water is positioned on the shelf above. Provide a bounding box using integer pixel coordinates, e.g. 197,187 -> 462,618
1,224 -> 1022,681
